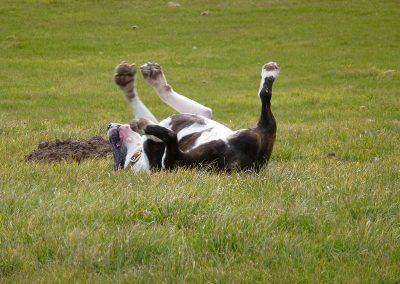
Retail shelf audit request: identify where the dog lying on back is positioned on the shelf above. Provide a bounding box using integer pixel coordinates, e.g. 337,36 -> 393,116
107,62 -> 279,172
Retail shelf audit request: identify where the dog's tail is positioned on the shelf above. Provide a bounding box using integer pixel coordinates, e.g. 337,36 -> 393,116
144,125 -> 181,169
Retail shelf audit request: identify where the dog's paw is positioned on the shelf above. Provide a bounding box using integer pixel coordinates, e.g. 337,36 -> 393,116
262,62 -> 280,81
114,63 -> 137,99
129,118 -> 154,135
140,62 -> 170,91
114,62 -> 136,87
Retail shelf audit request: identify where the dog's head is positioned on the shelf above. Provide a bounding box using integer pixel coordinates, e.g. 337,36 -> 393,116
107,123 -> 141,171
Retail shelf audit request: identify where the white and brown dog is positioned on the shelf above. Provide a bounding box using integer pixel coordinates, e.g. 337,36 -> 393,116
107,62 -> 280,172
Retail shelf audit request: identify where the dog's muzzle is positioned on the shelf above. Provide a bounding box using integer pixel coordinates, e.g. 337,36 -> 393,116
108,125 -> 127,171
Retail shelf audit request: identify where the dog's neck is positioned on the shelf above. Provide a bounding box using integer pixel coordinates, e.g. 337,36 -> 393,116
123,141 -> 142,169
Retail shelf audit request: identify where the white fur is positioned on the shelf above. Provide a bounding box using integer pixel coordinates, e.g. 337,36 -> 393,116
259,63 -> 280,98
189,119 -> 233,150
129,98 -> 158,123
262,69 -> 280,80
130,155 -> 144,172
159,117 -> 172,128
176,123 -> 205,140
161,151 -> 167,168
157,89 -> 212,118
138,153 -> 151,172
160,115 -> 233,151
262,62 -> 280,80
134,135 -> 153,172
123,143 -> 141,169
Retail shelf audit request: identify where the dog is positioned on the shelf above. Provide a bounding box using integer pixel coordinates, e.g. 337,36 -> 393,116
107,61 -> 279,172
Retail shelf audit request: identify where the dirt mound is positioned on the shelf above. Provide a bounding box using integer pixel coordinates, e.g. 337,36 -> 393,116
26,136 -> 112,162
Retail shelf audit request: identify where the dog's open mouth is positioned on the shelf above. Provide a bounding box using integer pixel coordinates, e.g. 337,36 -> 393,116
108,125 -> 127,171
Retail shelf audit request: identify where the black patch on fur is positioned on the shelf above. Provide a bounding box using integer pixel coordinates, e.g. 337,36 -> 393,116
144,125 -> 180,169
185,139 -> 228,167
142,139 -> 165,170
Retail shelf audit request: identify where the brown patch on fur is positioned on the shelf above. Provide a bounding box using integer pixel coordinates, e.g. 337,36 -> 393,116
25,136 -> 111,162
114,63 -> 136,100
114,64 -> 136,86
178,132 -> 202,152
140,63 -> 162,80
130,118 -> 153,134
123,87 -> 136,101
164,84 -> 172,92
170,114 -> 205,132
263,62 -> 280,71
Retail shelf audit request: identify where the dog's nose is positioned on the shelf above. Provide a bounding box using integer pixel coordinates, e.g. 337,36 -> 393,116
107,123 -> 113,130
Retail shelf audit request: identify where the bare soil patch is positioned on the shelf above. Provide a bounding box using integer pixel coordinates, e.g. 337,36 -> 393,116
25,136 -> 112,162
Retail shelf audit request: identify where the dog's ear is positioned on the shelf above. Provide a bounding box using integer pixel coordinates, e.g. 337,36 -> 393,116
130,118 -> 154,135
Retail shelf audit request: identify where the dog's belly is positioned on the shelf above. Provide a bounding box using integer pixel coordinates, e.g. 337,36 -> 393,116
159,114 -> 234,152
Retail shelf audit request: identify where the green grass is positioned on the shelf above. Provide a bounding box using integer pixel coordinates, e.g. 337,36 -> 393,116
1,0 -> 399,282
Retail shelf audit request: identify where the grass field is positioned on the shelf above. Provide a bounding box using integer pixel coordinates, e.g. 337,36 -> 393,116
1,0 -> 399,282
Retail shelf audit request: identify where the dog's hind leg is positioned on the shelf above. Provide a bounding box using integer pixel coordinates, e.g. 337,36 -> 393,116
114,63 -> 158,123
257,62 -> 280,132
141,63 -> 212,119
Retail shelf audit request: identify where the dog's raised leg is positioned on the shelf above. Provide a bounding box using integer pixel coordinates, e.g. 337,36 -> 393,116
114,63 -> 158,123
257,62 -> 280,132
140,63 -> 212,119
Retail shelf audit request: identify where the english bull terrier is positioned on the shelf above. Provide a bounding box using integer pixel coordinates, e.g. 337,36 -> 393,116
108,61 -> 280,172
